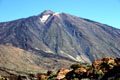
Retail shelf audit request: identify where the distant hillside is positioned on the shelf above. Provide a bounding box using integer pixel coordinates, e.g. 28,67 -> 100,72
0,44 -> 73,74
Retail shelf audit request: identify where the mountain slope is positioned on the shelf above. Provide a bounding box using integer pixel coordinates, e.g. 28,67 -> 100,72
0,10 -> 120,64
0,44 -> 73,74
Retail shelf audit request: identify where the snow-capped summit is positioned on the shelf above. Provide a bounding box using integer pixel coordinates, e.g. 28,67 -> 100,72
39,10 -> 61,23
40,10 -> 54,16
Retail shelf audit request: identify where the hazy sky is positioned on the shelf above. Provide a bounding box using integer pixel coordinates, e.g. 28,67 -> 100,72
0,0 -> 120,29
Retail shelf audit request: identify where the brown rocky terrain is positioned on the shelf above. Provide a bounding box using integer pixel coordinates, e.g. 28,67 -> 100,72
0,57 -> 120,80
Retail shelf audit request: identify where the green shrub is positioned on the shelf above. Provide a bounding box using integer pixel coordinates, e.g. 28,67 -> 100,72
87,64 -> 93,70
72,78 -> 79,80
117,78 -> 120,80
115,57 -> 120,64
70,63 -> 83,69
48,73 -> 57,80
72,73 -> 76,78
48,77 -> 57,80
96,70 -> 103,75
47,70 -> 53,76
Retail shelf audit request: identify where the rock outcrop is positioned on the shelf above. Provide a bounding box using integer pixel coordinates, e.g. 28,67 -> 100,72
57,68 -> 71,80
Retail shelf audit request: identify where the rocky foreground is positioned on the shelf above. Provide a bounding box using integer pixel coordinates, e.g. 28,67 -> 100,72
0,57 -> 120,80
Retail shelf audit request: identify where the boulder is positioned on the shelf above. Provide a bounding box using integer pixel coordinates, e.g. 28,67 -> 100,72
57,68 -> 70,80
86,70 -> 93,77
93,59 -> 103,70
108,59 -> 115,64
37,73 -> 47,80
0,75 -> 2,79
74,67 -> 87,75
102,57 -> 112,63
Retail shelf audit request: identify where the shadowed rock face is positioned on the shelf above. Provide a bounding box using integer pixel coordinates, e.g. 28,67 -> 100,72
0,10 -> 120,63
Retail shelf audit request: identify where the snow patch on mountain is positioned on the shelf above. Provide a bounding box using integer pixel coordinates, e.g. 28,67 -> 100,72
53,13 -> 60,17
40,15 -> 50,23
53,13 -> 60,16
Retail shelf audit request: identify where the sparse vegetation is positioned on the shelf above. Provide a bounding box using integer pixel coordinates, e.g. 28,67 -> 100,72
70,63 -> 83,69
47,73 -> 57,80
0,57 -> 120,80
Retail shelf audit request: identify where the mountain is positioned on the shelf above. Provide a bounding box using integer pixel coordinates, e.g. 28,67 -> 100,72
0,10 -> 120,72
